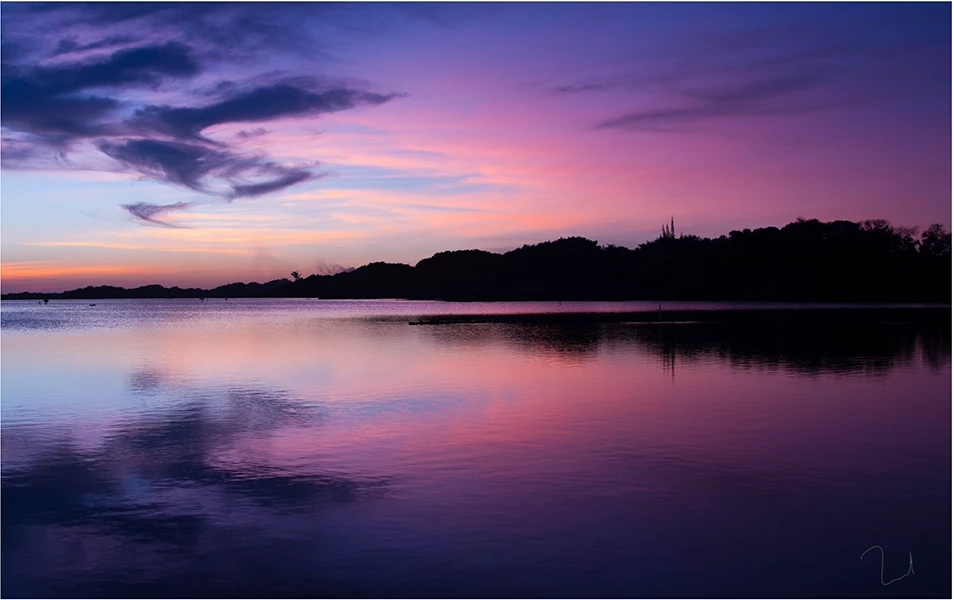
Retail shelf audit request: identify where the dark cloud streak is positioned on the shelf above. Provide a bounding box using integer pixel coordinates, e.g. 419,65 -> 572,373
1,3 -> 404,226
596,72 -> 827,131
1,42 -> 198,138
230,170 -> 318,200
0,88 -> 118,137
120,201 -> 193,228
236,128 -> 268,138
99,138 -> 315,199
552,82 -> 619,94
8,42 -> 198,96
98,139 -> 231,191
132,84 -> 401,141
51,35 -> 138,57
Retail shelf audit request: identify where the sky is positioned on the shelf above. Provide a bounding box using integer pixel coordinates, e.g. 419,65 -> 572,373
1,2 -> 951,292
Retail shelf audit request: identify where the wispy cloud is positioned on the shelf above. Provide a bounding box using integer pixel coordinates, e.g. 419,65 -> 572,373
131,84 -> 402,142
98,138 -> 317,199
596,72 -> 827,130
0,5 -> 404,225
236,128 -> 269,139
572,13 -> 946,134
51,34 -> 138,57
552,82 -> 621,94
230,170 -> 321,200
2,42 -> 199,138
120,201 -> 194,228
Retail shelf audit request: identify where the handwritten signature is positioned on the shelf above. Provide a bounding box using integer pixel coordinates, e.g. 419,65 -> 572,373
861,545 -> 915,586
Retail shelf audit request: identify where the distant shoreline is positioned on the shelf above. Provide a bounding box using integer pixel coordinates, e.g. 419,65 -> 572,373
2,298 -> 950,308
3,300 -> 949,326
4,218 -> 951,303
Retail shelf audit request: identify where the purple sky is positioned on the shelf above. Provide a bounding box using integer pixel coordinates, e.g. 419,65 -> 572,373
1,2 -> 950,291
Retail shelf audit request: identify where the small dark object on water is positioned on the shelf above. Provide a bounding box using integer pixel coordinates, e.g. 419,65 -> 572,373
89,303 -> 96,307
43,299 -> 49,304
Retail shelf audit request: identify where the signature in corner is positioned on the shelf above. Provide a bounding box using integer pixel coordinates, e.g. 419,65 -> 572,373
861,545 -> 915,586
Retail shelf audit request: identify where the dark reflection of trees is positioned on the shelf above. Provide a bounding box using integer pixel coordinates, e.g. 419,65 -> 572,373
481,323 -> 604,359
417,313 -> 950,376
918,326 -> 953,371
623,320 -> 941,376
412,322 -> 604,365
1,381 -> 391,598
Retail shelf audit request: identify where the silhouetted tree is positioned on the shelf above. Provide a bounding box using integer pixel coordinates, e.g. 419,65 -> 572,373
920,223 -> 952,257
661,216 -> 676,240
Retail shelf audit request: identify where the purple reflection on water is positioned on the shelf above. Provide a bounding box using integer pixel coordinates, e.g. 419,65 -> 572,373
1,300 -> 950,597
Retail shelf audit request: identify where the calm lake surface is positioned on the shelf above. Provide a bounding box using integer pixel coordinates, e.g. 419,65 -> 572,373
2,299 -> 950,598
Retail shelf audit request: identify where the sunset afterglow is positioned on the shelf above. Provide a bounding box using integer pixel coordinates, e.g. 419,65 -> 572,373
2,3 -> 950,292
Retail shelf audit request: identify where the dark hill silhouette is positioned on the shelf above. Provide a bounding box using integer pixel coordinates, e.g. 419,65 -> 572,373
415,249 -> 502,300
294,262 -> 418,299
4,218 -> 950,303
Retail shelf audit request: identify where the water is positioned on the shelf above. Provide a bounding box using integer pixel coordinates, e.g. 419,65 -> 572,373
2,299 -> 950,598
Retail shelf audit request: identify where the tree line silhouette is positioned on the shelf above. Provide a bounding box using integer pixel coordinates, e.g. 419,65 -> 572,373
4,218 -> 950,302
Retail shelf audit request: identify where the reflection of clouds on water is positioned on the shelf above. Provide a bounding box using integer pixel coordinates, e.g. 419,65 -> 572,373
2,307 -> 950,598
2,379 -> 392,597
127,368 -> 167,392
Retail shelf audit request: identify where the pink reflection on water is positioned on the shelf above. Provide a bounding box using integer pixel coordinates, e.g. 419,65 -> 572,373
1,305 -> 949,597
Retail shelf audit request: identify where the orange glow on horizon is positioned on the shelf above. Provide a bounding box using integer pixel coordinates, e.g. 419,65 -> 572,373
1,261 -> 166,280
